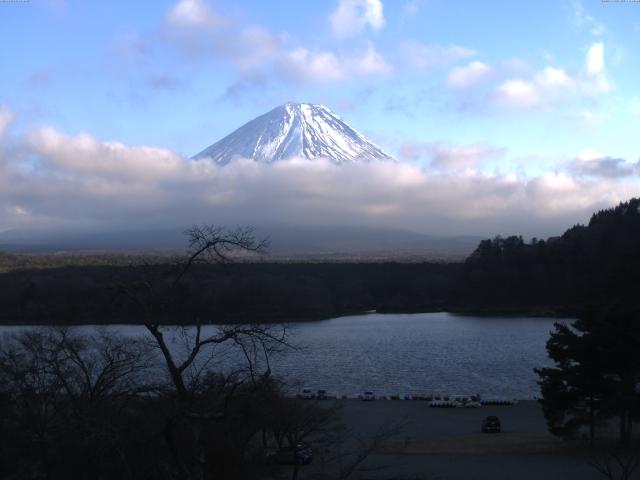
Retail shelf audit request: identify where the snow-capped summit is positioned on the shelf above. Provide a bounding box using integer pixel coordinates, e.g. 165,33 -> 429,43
193,102 -> 395,165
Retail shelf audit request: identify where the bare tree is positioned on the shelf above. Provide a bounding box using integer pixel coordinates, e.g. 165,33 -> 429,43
45,328 -> 155,411
312,419 -> 406,480
0,330 -> 63,474
117,225 -> 293,480
115,225 -> 285,396
587,441 -> 640,480
0,328 -> 156,479
264,395 -> 343,480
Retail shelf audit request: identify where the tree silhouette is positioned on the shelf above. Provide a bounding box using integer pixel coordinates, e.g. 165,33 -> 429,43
536,306 -> 640,447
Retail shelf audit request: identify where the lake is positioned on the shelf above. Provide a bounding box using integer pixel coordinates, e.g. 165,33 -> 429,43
274,312 -> 564,399
0,312 -> 567,399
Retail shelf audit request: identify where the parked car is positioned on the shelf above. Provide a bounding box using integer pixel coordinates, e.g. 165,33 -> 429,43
266,444 -> 313,465
317,389 -> 327,400
481,415 -> 501,433
359,391 -> 375,401
300,388 -> 314,399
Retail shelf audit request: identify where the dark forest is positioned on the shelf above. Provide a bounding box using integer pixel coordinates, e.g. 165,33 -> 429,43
2,198 -> 640,325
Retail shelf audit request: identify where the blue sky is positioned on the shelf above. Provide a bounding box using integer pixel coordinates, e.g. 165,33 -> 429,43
0,0 -> 639,236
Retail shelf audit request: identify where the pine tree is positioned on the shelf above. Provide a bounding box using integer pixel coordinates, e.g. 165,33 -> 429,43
536,307 -> 640,446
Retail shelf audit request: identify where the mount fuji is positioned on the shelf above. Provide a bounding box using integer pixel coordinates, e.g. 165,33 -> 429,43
193,103 -> 395,165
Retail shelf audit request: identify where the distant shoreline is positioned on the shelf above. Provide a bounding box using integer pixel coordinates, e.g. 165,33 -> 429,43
0,307 -> 575,327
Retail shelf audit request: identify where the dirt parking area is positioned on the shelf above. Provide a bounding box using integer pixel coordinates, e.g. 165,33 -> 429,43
316,399 -> 604,480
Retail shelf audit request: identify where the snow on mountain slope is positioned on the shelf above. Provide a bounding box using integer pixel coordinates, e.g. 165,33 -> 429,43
193,103 -> 395,165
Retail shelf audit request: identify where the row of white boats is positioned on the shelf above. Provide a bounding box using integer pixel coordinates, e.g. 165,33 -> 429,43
299,388 -> 518,407
428,395 -> 517,408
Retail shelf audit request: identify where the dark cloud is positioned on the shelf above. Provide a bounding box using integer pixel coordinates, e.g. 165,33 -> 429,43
146,74 -> 185,91
219,75 -> 269,105
28,69 -> 52,87
570,156 -> 639,178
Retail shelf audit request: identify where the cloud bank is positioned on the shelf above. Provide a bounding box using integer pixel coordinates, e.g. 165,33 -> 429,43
0,107 -> 637,238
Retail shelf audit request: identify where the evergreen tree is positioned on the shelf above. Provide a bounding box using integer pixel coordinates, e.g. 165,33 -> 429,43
536,307 -> 640,446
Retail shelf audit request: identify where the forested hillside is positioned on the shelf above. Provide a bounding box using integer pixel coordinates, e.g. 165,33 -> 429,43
457,198 -> 640,313
0,262 -> 457,324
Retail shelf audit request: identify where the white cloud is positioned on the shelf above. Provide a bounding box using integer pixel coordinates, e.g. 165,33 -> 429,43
534,67 -> 574,89
26,127 -> 194,181
576,148 -> 604,162
278,48 -> 345,83
330,0 -> 385,39
494,79 -> 540,109
575,109 -> 610,126
2,122 -> 636,236
447,61 -> 492,88
586,42 -> 604,75
399,41 -> 476,73
227,26 -> 283,71
571,0 -> 605,36
156,0 -> 389,87
583,42 -> 611,95
159,0 -> 284,73
399,141 -> 506,170
0,106 -> 15,139
492,44 -> 611,110
350,42 -> 392,75
402,0 -> 420,17
502,57 -> 532,75
164,0 -> 226,29
162,3 -> 281,72
493,69 -> 576,109
276,43 -> 390,84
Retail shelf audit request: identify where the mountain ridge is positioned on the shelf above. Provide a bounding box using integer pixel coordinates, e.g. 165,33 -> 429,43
0,224 -> 479,259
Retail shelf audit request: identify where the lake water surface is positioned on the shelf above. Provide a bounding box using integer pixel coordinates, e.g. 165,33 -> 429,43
0,313 -> 567,399
275,312 -> 564,399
